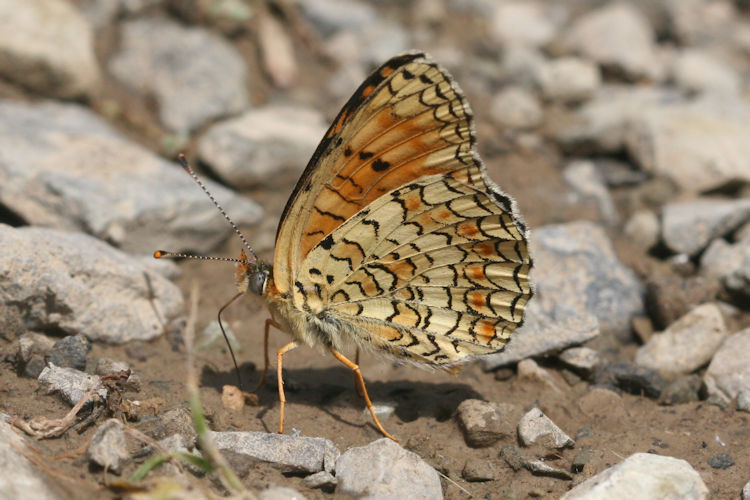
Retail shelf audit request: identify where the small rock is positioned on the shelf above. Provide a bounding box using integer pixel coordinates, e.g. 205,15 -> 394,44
462,458 -> 496,482
302,470 -> 337,492
536,57 -> 601,103
0,225 -> 184,343
500,445 -> 525,472
743,479 -> 750,500
561,3 -> 662,81
109,18 -> 248,133
500,43 -> 547,87
456,399 -> 517,447
0,420 -> 63,499
94,357 -> 130,375
661,198 -> 750,257
298,0 -> 378,37
0,0 -> 100,98
704,328 -> 750,406
658,375 -> 703,406
517,359 -> 562,392
16,333 -> 55,378
524,459 -> 573,480
335,438 -> 442,499
645,275 -> 719,330
221,385 -> 244,411
671,49 -> 741,95
558,347 -> 602,378
594,362 -> 666,399
210,431 -> 339,474
143,407 -> 197,447
46,335 -> 90,371
561,453 -> 708,499
258,487 -> 308,500
708,454 -> 734,469
38,364 -> 106,406
490,87 -> 543,130
489,2 -> 565,48
625,98 -> 750,193
563,160 -> 618,225
623,210 -> 660,251
736,389 -> 750,413
494,368 -> 515,381
701,237 -> 750,300
368,401 -> 397,421
197,106 -> 327,189
517,408 -> 574,449
572,449 -> 595,473
87,419 -> 128,474
635,303 -> 728,380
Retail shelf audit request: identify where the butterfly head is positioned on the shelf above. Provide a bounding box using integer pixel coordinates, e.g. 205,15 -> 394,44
235,249 -> 271,296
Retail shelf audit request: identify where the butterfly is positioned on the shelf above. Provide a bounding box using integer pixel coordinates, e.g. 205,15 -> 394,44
158,51 -> 533,441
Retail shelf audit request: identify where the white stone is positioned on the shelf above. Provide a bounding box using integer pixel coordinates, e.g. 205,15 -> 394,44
624,210 -> 660,251
561,453 -> 708,499
635,303 -> 728,380
0,0 -> 100,98
38,364 -> 107,406
335,438 -> 442,499
0,421 -> 63,499
490,2 -> 566,48
197,106 -> 327,188
517,408 -> 574,449
490,87 -> 543,130
671,49 -> 741,95
562,3 -> 662,81
704,328 -> 750,405
701,237 -> 750,299
87,419 -> 128,474
563,160 -> 617,225
536,57 -> 601,103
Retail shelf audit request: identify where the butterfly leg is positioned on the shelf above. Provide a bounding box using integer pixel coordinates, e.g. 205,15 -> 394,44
329,348 -> 397,442
353,348 -> 363,397
249,318 -> 278,393
276,341 -> 299,434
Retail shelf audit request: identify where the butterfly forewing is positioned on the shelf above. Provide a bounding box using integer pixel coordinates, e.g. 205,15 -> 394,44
272,52 -> 532,366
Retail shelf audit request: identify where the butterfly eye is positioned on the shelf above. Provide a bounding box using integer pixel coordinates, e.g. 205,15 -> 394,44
249,270 -> 267,295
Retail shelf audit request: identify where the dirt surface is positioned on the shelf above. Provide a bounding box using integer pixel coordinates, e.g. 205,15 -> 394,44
1,2 -> 749,499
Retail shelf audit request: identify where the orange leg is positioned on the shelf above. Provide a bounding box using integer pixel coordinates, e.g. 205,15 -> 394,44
248,318 -> 277,393
353,348 -> 363,397
276,341 -> 299,434
330,348 -> 397,442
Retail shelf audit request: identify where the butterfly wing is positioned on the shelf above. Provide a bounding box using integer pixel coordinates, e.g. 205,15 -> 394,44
272,52 -> 532,364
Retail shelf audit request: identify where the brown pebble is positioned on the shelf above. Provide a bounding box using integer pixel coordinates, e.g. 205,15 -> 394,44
221,385 -> 244,411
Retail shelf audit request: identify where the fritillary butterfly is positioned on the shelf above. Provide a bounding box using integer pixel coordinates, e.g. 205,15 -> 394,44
160,51 -> 533,441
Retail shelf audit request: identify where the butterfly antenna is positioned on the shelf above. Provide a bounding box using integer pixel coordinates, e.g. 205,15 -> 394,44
176,153 -> 259,263
153,250 -> 252,265
218,292 -> 244,389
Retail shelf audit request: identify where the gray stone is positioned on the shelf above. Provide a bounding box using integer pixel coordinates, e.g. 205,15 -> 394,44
16,333 -> 55,378
490,87 -> 543,130
302,470 -> 337,491
500,445 -> 525,471
462,458 -> 496,482
743,479 -> 750,500
298,0 -> 378,37
624,210 -> 660,251
456,399 -> 518,448
197,106 -> 326,189
737,389 -> 750,413
38,364 -> 107,406
524,459 -> 573,480
562,453 -> 708,499
517,408 -> 574,449
0,420 -> 64,499
87,419 -> 128,474
701,238 -> 750,299
46,335 -> 90,371
500,44 -> 547,87
708,454 -> 734,469
554,85 -> 682,153
482,302 -> 600,370
489,2 -> 566,48
0,225 -> 183,343
558,347 -> 602,377
563,161 -> 618,225
704,328 -> 750,406
635,303 -> 728,379
661,198 -> 750,256
671,49 -> 741,95
109,18 -> 248,133
658,375 -> 703,406
536,57 -> 601,103
572,449 -> 595,474
143,407 -> 196,446
335,438 -> 442,500
0,100 -> 262,254
210,431 -> 339,474
258,487 -> 308,500
644,274 -> 719,330
594,362 -> 666,399
561,3 -> 662,81
0,0 -> 100,98
625,98 -> 750,193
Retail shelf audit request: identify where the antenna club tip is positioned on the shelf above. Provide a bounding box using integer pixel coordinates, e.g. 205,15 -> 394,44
154,250 -> 165,259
